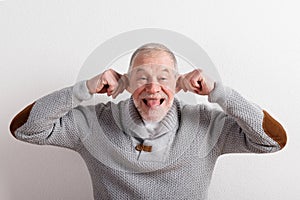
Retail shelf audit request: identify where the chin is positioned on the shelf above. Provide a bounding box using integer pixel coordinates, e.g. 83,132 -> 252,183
134,99 -> 173,122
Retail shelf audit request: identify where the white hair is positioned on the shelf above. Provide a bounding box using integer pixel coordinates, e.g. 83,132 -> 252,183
128,43 -> 178,74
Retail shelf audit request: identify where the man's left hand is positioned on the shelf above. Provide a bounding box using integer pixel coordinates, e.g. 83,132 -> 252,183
176,69 -> 215,95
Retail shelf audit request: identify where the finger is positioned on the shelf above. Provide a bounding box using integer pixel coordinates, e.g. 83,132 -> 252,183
112,85 -> 125,99
197,81 -> 203,91
190,69 -> 203,88
112,74 -> 129,99
96,73 -> 108,93
186,77 -> 203,94
101,71 -> 118,95
98,84 -> 109,93
111,81 -> 123,99
191,78 -> 201,89
109,68 -> 121,79
200,79 -> 213,94
94,75 -> 105,93
107,84 -> 116,96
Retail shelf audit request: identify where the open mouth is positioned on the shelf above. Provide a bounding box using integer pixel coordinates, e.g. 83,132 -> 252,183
142,98 -> 165,108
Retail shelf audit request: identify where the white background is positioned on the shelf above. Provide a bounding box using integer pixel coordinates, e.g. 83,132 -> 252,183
1,1 -> 299,199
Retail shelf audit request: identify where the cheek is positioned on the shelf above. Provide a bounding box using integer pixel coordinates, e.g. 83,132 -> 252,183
161,86 -> 175,100
132,87 -> 144,101
161,79 -> 176,92
128,79 -> 138,93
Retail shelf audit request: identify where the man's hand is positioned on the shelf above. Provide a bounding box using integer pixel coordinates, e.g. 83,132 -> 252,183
86,69 -> 129,99
176,69 -> 215,95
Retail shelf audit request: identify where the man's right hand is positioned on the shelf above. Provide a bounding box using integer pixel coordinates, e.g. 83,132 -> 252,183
86,69 -> 129,99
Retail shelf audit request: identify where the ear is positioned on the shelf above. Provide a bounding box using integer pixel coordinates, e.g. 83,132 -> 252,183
123,74 -> 133,94
126,85 -> 134,94
175,74 -> 183,94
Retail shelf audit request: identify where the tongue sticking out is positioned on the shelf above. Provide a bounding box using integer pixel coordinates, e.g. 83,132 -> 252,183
146,99 -> 161,108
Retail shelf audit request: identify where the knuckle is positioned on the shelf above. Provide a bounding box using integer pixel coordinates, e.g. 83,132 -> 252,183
104,69 -> 113,75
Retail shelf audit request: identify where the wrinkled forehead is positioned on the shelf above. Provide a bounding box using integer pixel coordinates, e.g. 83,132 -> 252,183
129,64 -> 177,76
130,50 -> 177,72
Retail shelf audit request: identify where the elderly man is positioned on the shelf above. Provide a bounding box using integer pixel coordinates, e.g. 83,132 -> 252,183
10,43 -> 287,199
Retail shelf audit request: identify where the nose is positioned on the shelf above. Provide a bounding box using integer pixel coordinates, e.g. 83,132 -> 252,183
145,83 -> 161,93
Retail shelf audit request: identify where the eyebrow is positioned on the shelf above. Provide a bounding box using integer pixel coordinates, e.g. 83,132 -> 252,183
135,68 -> 146,73
161,68 -> 171,73
133,66 -> 173,74
139,67 -> 171,72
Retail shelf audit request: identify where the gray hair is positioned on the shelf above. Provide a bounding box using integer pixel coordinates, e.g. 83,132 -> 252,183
128,43 -> 178,73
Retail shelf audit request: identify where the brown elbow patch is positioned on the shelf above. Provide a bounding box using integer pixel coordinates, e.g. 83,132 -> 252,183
262,110 -> 287,149
10,102 -> 35,136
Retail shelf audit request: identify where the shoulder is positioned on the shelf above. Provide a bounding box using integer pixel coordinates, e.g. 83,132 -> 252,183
178,99 -> 227,126
180,101 -> 216,118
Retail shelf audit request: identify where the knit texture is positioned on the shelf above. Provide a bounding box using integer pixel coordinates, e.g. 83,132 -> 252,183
15,81 -> 281,200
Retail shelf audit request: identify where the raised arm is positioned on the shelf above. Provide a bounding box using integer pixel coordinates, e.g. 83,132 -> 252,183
176,69 -> 287,154
9,81 -> 93,149
10,69 -> 127,150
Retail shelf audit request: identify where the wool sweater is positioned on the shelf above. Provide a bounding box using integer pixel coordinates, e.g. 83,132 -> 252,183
12,81 -> 286,200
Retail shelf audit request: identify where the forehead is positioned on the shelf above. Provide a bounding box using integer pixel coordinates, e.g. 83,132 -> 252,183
132,64 -> 175,74
132,51 -> 175,69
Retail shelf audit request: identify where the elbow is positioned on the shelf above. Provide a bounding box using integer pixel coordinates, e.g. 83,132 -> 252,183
262,110 -> 287,151
10,102 -> 35,138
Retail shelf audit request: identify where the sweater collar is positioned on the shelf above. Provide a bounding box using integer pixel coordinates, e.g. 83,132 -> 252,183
122,97 -> 180,140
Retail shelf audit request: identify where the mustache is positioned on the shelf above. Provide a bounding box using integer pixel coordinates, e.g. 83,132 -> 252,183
139,93 -> 168,99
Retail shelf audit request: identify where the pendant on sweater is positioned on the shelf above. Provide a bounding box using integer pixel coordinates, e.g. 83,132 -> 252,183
135,144 -> 152,152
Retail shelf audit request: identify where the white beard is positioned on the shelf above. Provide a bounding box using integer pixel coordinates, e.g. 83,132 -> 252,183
134,98 -> 174,122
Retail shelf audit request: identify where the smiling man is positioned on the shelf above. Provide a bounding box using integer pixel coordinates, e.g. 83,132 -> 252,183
10,43 -> 287,200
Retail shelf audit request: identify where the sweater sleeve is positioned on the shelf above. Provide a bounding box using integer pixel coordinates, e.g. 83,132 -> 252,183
11,81 -> 93,150
207,82 -> 287,154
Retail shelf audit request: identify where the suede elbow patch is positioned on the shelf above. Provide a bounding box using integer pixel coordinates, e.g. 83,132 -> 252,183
262,110 -> 287,149
10,102 -> 35,136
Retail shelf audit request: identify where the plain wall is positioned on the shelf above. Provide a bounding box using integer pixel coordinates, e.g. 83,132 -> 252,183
1,0 -> 299,199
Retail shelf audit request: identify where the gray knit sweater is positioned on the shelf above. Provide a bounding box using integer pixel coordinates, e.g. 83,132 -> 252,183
15,81 -> 281,200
